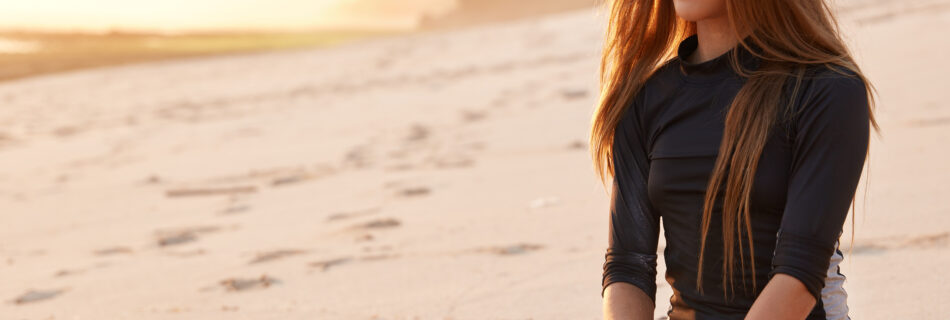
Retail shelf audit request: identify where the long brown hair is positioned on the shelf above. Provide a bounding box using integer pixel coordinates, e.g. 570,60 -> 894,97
589,0 -> 881,297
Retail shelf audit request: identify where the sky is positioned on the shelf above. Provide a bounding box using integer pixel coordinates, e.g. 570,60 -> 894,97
0,0 -> 455,33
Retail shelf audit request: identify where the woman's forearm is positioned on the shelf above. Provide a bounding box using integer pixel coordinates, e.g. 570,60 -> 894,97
745,273 -> 817,319
603,282 -> 654,320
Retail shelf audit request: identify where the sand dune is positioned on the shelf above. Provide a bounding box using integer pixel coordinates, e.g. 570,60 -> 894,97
1,1 -> 948,318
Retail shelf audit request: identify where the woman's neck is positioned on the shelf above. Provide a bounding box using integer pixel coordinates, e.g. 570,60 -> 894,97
689,16 -> 741,64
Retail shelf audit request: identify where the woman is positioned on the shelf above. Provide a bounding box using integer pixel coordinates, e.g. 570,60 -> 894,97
590,0 -> 879,319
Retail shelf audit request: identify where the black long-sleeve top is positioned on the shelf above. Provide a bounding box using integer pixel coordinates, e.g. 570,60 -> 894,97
601,34 -> 870,319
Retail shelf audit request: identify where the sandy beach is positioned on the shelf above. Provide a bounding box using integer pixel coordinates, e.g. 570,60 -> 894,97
1,0 -> 948,319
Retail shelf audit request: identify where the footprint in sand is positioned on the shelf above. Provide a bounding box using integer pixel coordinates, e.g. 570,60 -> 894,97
472,243 -> 545,256
93,246 -> 134,256
326,207 -> 381,222
906,116 -> 950,128
10,288 -> 67,305
0,130 -> 16,146
219,203 -> 252,215
560,88 -> 589,100
343,144 -> 374,169
218,274 -> 280,292
396,186 -> 430,197
306,253 -> 399,274
352,217 -> 401,230
405,123 -> 429,142
219,193 -> 255,215
359,253 -> 401,261
165,186 -> 257,198
54,269 -> 84,277
460,109 -> 488,123
142,174 -> 162,185
362,244 -> 394,252
248,249 -> 308,264
267,168 -> 327,187
902,231 -> 949,249
847,231 -> 949,254
354,233 -> 375,242
52,125 -> 82,137
270,174 -> 310,186
309,256 -> 353,272
432,154 -> 475,169
567,140 -> 587,150
154,225 -> 224,247
464,141 -> 486,151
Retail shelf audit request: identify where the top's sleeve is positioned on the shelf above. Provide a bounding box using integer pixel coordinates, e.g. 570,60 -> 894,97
769,69 -> 871,301
601,93 -> 661,302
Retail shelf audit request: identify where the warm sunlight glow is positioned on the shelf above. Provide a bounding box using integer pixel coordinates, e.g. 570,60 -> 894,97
0,0 -> 454,33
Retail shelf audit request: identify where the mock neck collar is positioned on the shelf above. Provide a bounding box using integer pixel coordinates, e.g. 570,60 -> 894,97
674,33 -> 761,85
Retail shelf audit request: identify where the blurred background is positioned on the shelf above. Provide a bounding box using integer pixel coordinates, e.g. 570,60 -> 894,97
0,0 -> 947,319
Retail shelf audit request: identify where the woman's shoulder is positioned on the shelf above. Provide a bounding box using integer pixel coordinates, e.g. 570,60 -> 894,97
786,63 -> 871,127
786,63 -> 867,106
802,62 -> 863,83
